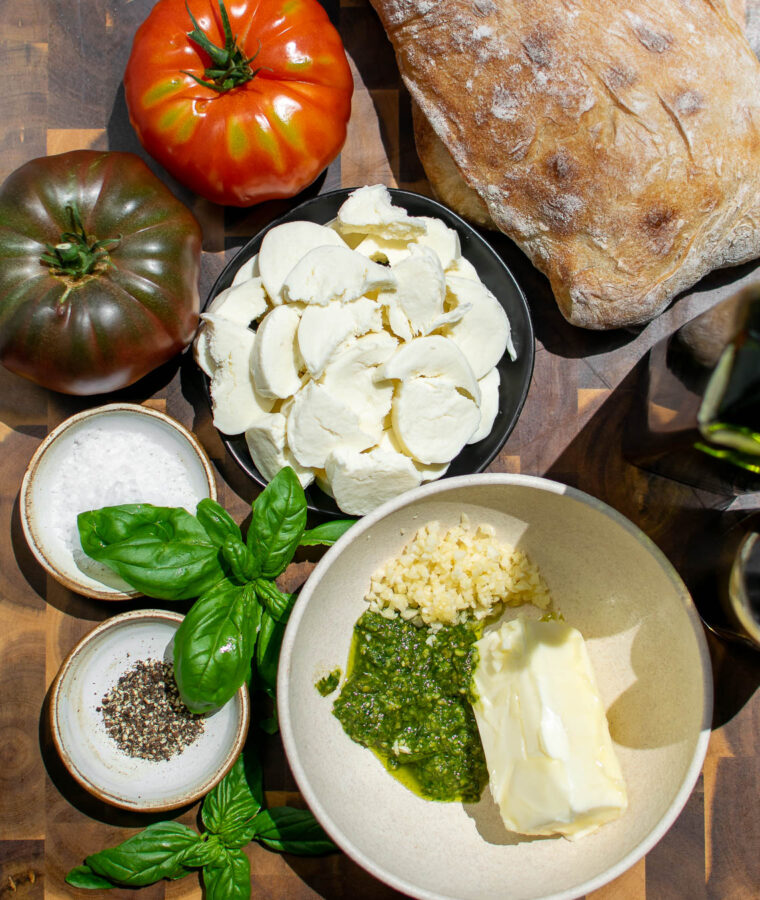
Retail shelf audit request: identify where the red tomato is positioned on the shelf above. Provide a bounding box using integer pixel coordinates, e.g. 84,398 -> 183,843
124,0 -> 353,207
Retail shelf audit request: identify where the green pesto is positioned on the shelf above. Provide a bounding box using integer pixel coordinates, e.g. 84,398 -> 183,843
333,611 -> 487,803
315,668 -> 341,696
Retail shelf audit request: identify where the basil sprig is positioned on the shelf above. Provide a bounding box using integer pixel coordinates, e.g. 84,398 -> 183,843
76,467 -> 355,714
65,751 -> 337,897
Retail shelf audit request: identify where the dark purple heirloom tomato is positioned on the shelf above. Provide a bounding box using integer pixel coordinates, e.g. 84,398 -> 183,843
0,150 -> 201,395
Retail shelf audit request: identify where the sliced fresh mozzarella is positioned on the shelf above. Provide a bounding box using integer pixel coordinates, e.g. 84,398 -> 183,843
379,429 -> 450,482
336,184 -> 427,239
258,221 -> 344,302
425,301 -> 472,334
314,469 -> 334,498
446,255 -> 480,281
282,245 -> 396,306
244,412 -> 314,488
467,367 -> 500,444
298,297 -> 381,379
392,375 -> 480,464
208,330 -> 275,434
377,335 -> 480,404
354,233 -> 410,266
287,381 -> 376,468
193,323 -> 216,377
380,294 -> 413,342
321,333 -> 397,443
325,444 -> 421,516
231,252 -> 259,286
251,305 -> 303,399
444,275 -> 515,377
389,246 -> 446,336
413,217 -> 461,270
208,277 -> 269,326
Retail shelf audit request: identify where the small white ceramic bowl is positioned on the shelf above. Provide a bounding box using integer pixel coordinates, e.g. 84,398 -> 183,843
21,403 -> 217,600
50,609 -> 248,812
279,474 -> 713,900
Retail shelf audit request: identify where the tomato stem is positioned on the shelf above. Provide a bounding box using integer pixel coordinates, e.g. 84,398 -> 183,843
39,204 -> 120,280
182,0 -> 266,92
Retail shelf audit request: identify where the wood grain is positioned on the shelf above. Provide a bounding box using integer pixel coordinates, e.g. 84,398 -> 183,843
0,1 -> 759,898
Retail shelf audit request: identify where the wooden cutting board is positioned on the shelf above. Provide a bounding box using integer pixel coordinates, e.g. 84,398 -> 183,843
0,1 -> 758,898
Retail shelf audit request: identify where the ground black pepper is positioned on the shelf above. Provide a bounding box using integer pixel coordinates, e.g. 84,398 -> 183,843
98,659 -> 204,761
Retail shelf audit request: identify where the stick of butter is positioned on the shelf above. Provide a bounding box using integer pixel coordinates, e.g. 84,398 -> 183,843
472,617 -> 627,840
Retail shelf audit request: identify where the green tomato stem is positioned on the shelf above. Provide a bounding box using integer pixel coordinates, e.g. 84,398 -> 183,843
40,203 -> 120,281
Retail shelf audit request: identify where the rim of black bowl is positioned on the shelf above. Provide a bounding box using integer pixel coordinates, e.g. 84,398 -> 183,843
201,187 -> 535,518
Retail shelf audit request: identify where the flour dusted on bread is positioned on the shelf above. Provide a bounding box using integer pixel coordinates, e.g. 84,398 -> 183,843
371,0 -> 760,329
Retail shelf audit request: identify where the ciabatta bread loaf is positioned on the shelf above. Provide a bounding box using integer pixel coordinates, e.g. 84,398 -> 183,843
371,0 -> 760,328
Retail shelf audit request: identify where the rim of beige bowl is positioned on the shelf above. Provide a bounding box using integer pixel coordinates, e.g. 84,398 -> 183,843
20,402 -> 217,601
278,473 -> 714,900
49,608 -> 249,812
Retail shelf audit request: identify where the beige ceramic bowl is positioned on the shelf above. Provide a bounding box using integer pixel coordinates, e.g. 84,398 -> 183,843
21,403 -> 217,600
279,474 -> 713,900
50,609 -> 248,812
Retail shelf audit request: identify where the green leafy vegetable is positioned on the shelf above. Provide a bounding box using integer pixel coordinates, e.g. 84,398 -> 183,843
64,865 -> 115,889
84,822 -> 199,886
299,519 -> 355,546
203,848 -> 251,900
66,744 -> 336,895
247,467 -> 307,578
255,610 -> 285,697
252,808 -> 337,855
254,578 -> 296,624
174,581 -> 261,713
196,498 -> 243,546
77,504 -> 227,600
222,535 -> 260,582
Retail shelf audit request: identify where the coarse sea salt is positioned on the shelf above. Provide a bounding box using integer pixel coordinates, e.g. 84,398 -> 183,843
47,425 -> 202,590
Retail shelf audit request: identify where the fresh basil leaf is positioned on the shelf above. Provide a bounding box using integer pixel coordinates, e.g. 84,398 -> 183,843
202,752 -> 263,839
251,808 -> 337,856
258,708 -> 279,735
299,519 -> 356,547
221,536 -> 260,582
85,821 -> 199,886
254,579 -> 296,625
174,581 -> 262,713
254,610 -> 286,698
65,865 -> 114,889
179,833 -> 224,868
247,467 -> 307,578
77,504 -> 227,600
196,498 -> 243,547
203,848 -> 251,900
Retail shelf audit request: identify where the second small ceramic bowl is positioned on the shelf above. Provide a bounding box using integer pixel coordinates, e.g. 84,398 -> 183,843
21,403 -> 217,600
50,609 -> 249,812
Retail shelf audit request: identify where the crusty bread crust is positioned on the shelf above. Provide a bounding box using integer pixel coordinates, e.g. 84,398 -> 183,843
372,0 -> 760,328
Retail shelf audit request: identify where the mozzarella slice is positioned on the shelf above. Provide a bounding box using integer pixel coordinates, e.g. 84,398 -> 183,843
282,245 -> 396,306
231,252 -> 259,286
251,305 -> 303,399
208,277 -> 269,326
379,429 -> 450,482
468,367 -> 501,444
413,217 -> 461,270
193,324 -> 216,377
287,381 -> 376,468
354,233 -> 411,266
425,302 -> 472,334
258,222 -> 345,302
446,255 -> 480,281
388,246 -> 446,337
325,445 -> 421,516
336,184 -> 427,239
380,295 -> 413,342
208,330 -> 275,434
322,333 -> 397,443
298,297 -> 382,379
377,335 -> 480,404
392,375 -> 480,464
445,275 -> 515,377
244,412 -> 314,488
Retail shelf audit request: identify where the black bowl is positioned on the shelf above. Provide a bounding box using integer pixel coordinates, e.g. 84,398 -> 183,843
201,188 -> 535,517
